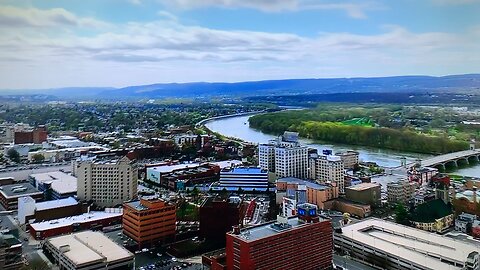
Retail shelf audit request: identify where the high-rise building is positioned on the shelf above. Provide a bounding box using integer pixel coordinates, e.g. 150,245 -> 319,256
308,153 -> 345,193
387,180 -> 416,205
123,197 -> 176,247
225,203 -> 333,270
258,132 -> 308,179
218,167 -> 269,191
76,156 -> 138,208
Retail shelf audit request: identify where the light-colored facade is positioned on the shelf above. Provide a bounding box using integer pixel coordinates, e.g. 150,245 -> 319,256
336,150 -> 359,169
411,214 -> 454,233
277,177 -> 339,210
219,167 -> 269,191
258,144 -> 275,172
387,180 -> 416,205
76,156 -> 138,208
455,213 -> 477,233
308,153 -> 345,193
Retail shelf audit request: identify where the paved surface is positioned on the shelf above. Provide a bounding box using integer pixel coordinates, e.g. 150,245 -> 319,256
421,149 -> 480,167
333,254 -> 377,270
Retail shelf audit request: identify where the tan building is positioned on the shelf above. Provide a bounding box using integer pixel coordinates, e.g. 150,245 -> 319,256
336,150 -> 359,169
277,177 -> 338,210
345,183 -> 381,207
308,153 -> 345,193
387,180 -> 416,205
410,199 -> 454,233
76,156 -> 138,208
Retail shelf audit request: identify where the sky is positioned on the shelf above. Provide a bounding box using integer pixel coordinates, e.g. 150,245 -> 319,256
0,0 -> 479,89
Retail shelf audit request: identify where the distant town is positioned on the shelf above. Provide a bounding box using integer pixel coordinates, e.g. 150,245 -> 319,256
0,100 -> 477,270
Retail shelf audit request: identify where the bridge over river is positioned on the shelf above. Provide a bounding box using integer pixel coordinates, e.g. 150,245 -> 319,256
420,149 -> 480,170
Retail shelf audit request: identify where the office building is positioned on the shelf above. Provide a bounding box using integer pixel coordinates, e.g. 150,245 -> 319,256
0,233 -> 23,270
0,183 -> 43,210
146,163 -> 219,190
258,132 -> 308,179
455,213 -> 477,234
44,231 -> 134,270
308,153 -> 345,193
18,196 -> 81,224
277,177 -> 339,209
76,156 -> 138,208
335,218 -> 480,270
14,126 -> 47,144
387,180 -> 416,205
199,196 -> 244,244
123,197 -> 176,247
224,203 -> 333,270
345,183 -> 381,207
410,199 -> 454,233
219,167 -> 269,191
29,171 -> 77,199
336,150 -> 359,169
29,209 -> 122,240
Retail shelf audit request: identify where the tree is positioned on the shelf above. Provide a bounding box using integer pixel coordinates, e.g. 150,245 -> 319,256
7,148 -> 20,163
394,203 -> 410,226
191,187 -> 200,203
31,153 -> 45,164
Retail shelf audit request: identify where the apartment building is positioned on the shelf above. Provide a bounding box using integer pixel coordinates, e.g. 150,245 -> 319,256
387,180 -> 417,205
336,150 -> 359,169
308,153 -> 345,193
76,156 -> 138,208
258,143 -> 275,172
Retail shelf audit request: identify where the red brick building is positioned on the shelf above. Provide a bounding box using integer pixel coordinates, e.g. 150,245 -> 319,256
14,126 -> 47,144
224,204 -> 333,270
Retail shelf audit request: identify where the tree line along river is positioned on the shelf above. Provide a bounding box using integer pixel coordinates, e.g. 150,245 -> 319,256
205,114 -> 480,177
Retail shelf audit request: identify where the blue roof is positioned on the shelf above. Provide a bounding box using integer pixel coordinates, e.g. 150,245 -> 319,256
277,177 -> 329,190
222,167 -> 267,174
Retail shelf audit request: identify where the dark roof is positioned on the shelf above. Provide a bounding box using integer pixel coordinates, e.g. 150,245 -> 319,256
410,199 -> 453,223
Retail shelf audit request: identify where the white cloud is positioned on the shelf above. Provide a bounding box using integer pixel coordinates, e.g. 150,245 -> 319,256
0,5 -> 109,29
159,0 -> 376,19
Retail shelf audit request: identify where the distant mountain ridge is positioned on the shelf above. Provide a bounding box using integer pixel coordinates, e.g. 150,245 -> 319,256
102,74 -> 480,98
1,74 -> 479,99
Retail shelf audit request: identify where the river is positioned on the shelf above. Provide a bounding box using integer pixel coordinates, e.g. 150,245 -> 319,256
206,114 -> 480,177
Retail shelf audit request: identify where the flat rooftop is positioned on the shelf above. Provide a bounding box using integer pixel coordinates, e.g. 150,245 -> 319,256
0,183 -> 42,198
30,210 -> 122,231
30,171 -> 77,194
229,216 -> 326,242
277,177 -> 330,190
147,163 -> 201,173
346,182 -> 380,191
338,218 -> 480,270
35,197 -> 78,211
210,160 -> 242,169
47,231 -> 133,266
221,167 -> 267,174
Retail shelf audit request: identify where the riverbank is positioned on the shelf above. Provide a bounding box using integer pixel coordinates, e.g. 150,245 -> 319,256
195,110 -> 266,128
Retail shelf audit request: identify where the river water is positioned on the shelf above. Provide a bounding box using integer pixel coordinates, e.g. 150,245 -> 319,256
206,114 -> 480,177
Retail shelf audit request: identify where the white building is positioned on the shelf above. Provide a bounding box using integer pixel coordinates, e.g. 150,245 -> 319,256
44,231 -> 134,270
76,156 -> 138,208
258,132 -> 308,179
29,171 -> 77,199
308,153 -> 345,193
218,167 -> 269,191
387,180 -> 417,205
336,150 -> 359,169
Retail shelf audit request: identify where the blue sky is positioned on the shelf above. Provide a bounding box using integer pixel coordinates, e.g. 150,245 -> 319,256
0,0 -> 479,89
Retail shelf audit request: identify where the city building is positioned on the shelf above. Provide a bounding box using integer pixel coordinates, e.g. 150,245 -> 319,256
345,182 -> 381,207
18,196 -> 81,224
123,197 -> 176,247
29,209 -> 122,240
218,167 -> 269,191
452,188 -> 480,216
28,145 -> 107,163
0,233 -> 22,270
276,177 -> 339,209
335,218 -> 480,270
0,183 -> 43,210
407,166 -> 438,186
174,134 -> 210,147
336,150 -> 359,169
308,153 -> 345,193
326,198 -> 372,218
455,213 -> 477,234
473,220 -> 480,239
387,180 -> 416,205
199,196 -> 244,245
29,171 -> 77,199
258,132 -> 308,179
76,156 -> 138,208
410,199 -> 454,233
44,231 -> 134,270
146,163 -> 220,190
224,204 -> 333,270
14,126 -> 47,144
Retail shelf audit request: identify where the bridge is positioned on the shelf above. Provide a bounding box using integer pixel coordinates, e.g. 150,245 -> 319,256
420,149 -> 480,170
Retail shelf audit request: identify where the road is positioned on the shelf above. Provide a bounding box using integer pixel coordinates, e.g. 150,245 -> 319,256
333,254 -> 377,270
0,164 -> 72,181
